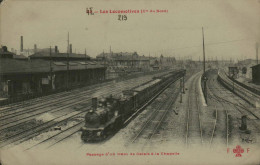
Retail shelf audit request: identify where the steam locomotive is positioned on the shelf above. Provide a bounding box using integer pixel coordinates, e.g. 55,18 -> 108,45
81,70 -> 186,142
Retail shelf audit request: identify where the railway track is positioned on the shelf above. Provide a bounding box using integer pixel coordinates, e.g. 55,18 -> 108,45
1,73 -> 168,149
1,85 -> 126,148
130,82 -> 180,144
25,119 -> 85,150
206,69 -> 260,147
25,73 -> 184,150
0,85 -> 126,134
0,71 -> 170,113
25,70 -> 197,150
215,73 -> 259,120
185,74 -> 203,148
218,70 -> 260,108
0,81 -> 110,112
0,75 -> 157,132
0,75 -> 154,118
207,75 -> 229,148
0,84 -> 106,117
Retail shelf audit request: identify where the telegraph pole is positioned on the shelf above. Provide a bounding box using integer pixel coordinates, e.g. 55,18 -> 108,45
149,52 -> 150,65
66,32 -> 70,91
202,27 -> 208,103
180,78 -> 182,103
256,42 -> 259,65
202,27 -> 206,74
132,53 -> 134,69
85,48 -> 87,69
182,76 -> 185,93
50,46 -> 53,90
103,49 -> 105,66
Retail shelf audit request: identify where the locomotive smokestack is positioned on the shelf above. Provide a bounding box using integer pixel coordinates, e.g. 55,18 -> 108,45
92,97 -> 97,111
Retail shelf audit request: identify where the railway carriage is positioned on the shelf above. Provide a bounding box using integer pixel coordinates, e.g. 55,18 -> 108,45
81,70 -> 186,142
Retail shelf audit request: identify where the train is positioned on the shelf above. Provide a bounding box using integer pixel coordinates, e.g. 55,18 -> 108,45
80,69 -> 186,142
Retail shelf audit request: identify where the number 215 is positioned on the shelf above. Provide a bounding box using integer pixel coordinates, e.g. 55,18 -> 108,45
118,15 -> 127,21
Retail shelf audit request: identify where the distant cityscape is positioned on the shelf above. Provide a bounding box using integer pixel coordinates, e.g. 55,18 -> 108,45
0,35 -> 259,104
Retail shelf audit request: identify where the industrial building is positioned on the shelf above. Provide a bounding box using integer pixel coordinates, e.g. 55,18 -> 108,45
96,51 -> 150,72
96,52 -> 176,72
0,46 -> 106,102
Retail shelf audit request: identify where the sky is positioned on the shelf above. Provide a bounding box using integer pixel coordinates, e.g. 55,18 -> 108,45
0,0 -> 260,60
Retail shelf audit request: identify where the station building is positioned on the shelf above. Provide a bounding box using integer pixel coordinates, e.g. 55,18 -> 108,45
0,46 -> 106,100
96,52 -> 176,72
96,51 -> 150,72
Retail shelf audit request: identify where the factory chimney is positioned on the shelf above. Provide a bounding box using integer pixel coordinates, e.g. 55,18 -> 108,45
20,36 -> 23,52
70,44 -> 72,54
34,44 -> 37,53
55,46 -> 58,54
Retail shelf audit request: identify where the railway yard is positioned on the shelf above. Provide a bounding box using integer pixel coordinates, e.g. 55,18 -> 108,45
0,70 -> 172,149
1,67 -> 260,163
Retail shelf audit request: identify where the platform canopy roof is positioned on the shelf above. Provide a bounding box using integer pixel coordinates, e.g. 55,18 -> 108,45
0,58 -> 105,75
29,52 -> 90,60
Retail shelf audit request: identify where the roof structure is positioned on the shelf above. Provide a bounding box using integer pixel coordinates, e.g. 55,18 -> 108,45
0,58 -> 105,75
96,52 -> 150,61
251,64 -> 260,69
13,54 -> 28,60
29,52 -> 90,60
97,52 -> 138,58
0,47 -> 15,58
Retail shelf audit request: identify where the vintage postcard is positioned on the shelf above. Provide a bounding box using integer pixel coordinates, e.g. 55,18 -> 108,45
0,0 -> 260,164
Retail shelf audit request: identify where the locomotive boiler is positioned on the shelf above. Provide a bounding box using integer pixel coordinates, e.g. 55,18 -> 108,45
81,70 -> 186,142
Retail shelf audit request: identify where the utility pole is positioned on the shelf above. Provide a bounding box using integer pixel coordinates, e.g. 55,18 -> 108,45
202,27 -> 206,74
132,53 -> 134,69
50,46 -> 53,90
182,76 -> 185,93
256,42 -> 259,65
85,48 -> 87,69
103,49 -> 105,66
202,27 -> 207,103
180,78 -> 182,103
149,52 -> 150,70
66,32 -> 70,91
